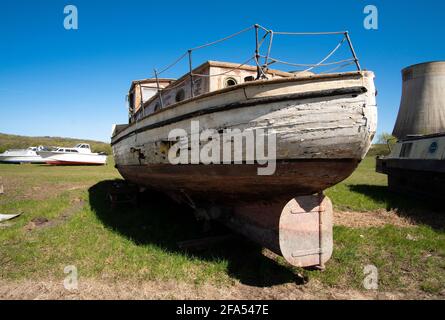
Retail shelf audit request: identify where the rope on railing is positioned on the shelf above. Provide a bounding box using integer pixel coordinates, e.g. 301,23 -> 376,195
156,51 -> 188,76
263,56 -> 356,68
148,25 -> 360,81
320,61 -> 356,74
191,56 -> 256,77
132,24 -> 363,117
259,36 -> 349,74
297,36 -> 347,73
272,31 -> 347,35
189,25 -> 255,51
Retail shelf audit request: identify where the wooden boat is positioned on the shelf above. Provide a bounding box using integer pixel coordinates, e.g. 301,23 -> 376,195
38,143 -> 107,165
111,26 -> 377,268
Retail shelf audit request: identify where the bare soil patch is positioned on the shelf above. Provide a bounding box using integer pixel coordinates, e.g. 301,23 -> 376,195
0,278 -> 442,300
334,210 -> 416,228
24,199 -> 85,231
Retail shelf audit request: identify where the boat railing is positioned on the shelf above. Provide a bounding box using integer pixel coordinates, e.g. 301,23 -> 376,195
138,24 -> 362,114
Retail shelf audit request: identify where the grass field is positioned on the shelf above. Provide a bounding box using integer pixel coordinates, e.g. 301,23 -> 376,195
0,157 -> 444,299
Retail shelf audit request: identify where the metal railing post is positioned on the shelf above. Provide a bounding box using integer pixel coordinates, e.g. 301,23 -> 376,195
154,69 -> 164,108
344,32 -> 361,71
264,30 -> 273,67
188,50 -> 194,98
138,81 -> 145,116
254,24 -> 261,79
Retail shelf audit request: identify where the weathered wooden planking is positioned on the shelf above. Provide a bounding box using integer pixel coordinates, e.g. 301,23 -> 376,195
116,159 -> 358,204
112,91 -> 376,166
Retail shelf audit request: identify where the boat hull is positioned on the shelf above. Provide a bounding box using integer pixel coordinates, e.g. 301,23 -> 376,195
0,155 -> 45,163
45,160 -> 105,165
38,151 -> 107,165
112,72 -> 376,166
116,159 -> 359,205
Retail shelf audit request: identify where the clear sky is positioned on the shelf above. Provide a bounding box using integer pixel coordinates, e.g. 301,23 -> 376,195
0,0 -> 444,142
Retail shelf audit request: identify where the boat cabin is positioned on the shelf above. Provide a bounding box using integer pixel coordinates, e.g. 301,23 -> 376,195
127,78 -> 175,122
128,61 -> 298,123
55,144 -> 92,154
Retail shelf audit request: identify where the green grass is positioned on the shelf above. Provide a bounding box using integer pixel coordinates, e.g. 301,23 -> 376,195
326,157 -> 441,214
306,225 -> 445,293
326,157 -> 388,211
0,158 -> 444,295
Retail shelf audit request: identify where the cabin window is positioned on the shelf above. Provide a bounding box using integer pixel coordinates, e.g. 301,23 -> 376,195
175,89 -> 185,102
244,76 -> 255,82
142,87 -> 158,102
400,143 -> 413,158
224,77 -> 238,87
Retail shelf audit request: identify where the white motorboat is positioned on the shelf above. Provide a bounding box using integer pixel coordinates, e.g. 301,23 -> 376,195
37,143 -> 107,165
0,146 -> 47,163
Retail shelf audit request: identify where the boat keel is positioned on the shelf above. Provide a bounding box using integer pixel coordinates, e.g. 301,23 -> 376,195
204,194 -> 333,269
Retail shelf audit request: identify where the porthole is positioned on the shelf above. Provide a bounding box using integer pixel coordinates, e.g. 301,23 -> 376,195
224,77 -> 238,87
175,89 -> 185,102
244,76 -> 255,82
429,142 -> 438,154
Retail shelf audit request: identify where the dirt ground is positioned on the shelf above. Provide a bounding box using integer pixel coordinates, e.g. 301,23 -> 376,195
0,278 -> 442,300
334,210 -> 416,228
1,209 -> 443,300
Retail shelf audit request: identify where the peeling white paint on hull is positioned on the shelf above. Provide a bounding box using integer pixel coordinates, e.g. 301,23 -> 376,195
112,71 -> 377,170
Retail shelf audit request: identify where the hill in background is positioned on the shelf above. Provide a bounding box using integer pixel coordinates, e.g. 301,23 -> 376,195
0,133 -> 111,154
1,132 -> 391,158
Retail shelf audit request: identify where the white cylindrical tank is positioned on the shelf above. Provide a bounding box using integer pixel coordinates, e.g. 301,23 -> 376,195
393,61 -> 445,139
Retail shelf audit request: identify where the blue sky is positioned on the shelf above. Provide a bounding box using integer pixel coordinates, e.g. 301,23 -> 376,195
0,0 -> 444,142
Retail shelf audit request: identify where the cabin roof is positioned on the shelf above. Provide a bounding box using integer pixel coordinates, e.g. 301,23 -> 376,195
129,78 -> 176,91
129,60 -> 312,93
195,60 -> 297,78
149,60 -> 298,93
203,60 -> 297,77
